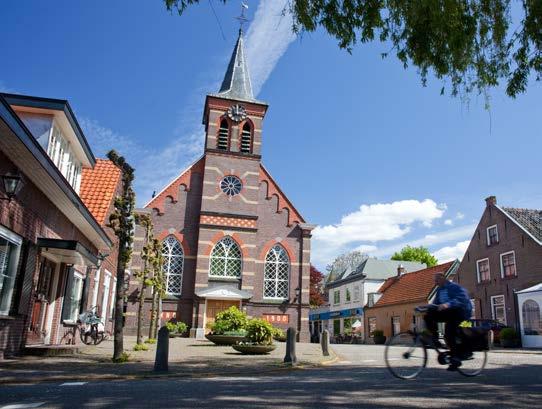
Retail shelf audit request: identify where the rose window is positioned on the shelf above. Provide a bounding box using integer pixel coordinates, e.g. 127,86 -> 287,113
220,175 -> 242,196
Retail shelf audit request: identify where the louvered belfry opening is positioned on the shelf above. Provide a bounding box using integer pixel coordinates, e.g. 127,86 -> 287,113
240,122 -> 251,153
217,119 -> 229,150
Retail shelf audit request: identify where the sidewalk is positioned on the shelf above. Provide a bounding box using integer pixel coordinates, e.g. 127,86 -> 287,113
0,337 -> 334,385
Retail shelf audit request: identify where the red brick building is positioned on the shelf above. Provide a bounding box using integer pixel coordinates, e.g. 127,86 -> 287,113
0,93 -> 113,357
125,30 -> 314,341
455,196 -> 542,331
364,261 -> 458,339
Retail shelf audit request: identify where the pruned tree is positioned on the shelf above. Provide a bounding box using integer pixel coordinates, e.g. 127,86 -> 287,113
134,213 -> 154,345
164,0 -> 542,99
148,238 -> 165,340
106,150 -> 135,362
391,245 -> 438,267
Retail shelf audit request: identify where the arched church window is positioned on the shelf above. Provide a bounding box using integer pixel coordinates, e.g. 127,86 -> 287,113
209,236 -> 242,278
263,245 -> 290,299
217,119 -> 229,150
240,122 -> 252,153
162,236 -> 184,295
522,299 -> 541,335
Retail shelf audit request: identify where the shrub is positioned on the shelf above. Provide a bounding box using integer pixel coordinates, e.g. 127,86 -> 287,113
166,321 -> 188,335
211,306 -> 248,335
223,329 -> 247,336
145,338 -> 157,344
372,330 -> 384,337
500,327 -> 517,340
246,318 -> 274,345
272,327 -> 286,342
459,320 -> 473,328
112,352 -> 130,363
133,343 -> 149,351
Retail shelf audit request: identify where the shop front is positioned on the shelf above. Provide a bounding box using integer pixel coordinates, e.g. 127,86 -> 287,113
310,307 -> 364,338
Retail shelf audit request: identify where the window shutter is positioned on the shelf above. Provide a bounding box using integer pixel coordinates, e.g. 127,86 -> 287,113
17,242 -> 38,316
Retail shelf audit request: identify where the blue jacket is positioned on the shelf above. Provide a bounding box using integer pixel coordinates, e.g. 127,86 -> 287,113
434,281 -> 472,320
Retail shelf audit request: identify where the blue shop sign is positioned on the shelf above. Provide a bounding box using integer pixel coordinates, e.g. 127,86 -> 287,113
310,307 -> 362,321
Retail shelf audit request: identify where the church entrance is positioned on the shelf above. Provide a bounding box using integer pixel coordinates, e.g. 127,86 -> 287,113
205,299 -> 240,333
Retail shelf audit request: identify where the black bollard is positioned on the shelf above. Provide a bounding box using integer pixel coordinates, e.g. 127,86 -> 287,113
154,326 -> 169,372
284,327 -> 297,365
321,329 -> 330,356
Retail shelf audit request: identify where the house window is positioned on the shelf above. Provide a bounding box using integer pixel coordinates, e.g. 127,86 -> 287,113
486,225 -> 499,246
522,299 -> 541,335
368,317 -> 377,337
47,124 -> 82,192
162,236 -> 184,295
61,269 -> 84,323
476,259 -> 490,283
392,316 -> 401,336
470,298 -> 477,319
209,236 -> 242,278
345,287 -> 351,302
217,119 -> 229,150
353,285 -> 360,302
91,269 -> 101,310
110,278 -> 117,321
333,319 -> 341,335
491,295 -> 507,325
344,318 -> 352,333
240,122 -> 252,153
500,251 -> 517,278
263,245 -> 289,299
333,290 -> 340,305
101,271 -> 111,322
0,227 -> 22,316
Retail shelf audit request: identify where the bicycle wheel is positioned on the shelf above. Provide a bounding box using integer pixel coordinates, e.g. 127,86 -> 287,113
457,350 -> 487,377
79,327 -> 92,345
385,332 -> 427,380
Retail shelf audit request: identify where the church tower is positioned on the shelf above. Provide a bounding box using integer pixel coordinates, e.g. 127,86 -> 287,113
134,28 -> 314,342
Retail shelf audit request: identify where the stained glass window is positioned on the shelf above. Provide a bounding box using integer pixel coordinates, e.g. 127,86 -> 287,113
220,176 -> 242,196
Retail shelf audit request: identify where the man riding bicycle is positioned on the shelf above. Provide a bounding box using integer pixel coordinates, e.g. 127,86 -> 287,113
422,273 -> 472,371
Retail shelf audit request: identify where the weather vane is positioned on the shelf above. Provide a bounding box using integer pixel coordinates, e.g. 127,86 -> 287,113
235,1 -> 249,32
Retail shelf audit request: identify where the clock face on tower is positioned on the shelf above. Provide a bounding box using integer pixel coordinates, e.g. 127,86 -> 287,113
227,104 -> 247,122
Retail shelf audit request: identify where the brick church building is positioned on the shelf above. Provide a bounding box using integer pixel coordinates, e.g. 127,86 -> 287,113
126,30 -> 314,341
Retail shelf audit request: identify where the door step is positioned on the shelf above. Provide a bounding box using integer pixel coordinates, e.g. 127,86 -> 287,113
24,344 -> 79,357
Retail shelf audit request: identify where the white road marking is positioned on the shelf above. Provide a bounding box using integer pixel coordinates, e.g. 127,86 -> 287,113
1,403 -> 46,409
60,382 -> 87,386
361,359 -> 377,363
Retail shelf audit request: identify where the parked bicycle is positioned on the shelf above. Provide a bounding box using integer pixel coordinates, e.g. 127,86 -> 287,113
78,307 -> 106,345
385,305 -> 490,379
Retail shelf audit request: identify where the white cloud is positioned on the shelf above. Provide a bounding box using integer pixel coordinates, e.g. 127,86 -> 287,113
245,0 -> 296,95
456,212 -> 465,220
444,219 -> 453,226
313,199 -> 445,248
433,240 -> 470,262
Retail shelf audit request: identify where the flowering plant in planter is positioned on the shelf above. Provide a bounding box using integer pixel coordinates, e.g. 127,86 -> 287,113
210,306 -> 248,335
166,321 -> 188,337
232,318 -> 276,354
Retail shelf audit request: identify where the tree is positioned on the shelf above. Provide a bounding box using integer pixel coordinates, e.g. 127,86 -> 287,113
326,250 -> 369,281
164,0 -> 542,99
391,245 -> 438,267
148,238 -> 165,340
106,150 -> 135,361
310,265 -> 326,307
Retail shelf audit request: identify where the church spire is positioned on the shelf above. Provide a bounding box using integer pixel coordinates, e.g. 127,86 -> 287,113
217,28 -> 255,102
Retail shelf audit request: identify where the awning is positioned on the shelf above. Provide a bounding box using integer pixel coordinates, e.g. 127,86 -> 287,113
37,238 -> 98,267
195,285 -> 252,301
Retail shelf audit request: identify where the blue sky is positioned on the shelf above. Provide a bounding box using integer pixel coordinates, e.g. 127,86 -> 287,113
2,1 -> 541,270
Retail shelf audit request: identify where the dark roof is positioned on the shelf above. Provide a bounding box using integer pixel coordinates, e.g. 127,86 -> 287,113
212,30 -> 261,104
500,207 -> 542,243
372,261 -> 456,308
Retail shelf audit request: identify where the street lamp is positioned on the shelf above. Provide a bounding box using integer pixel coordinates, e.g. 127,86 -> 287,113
1,172 -> 24,201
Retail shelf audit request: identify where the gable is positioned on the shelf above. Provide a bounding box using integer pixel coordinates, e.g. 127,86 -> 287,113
259,164 -> 304,226
145,156 -> 205,214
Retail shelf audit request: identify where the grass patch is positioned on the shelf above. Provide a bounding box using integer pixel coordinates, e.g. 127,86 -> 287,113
111,352 -> 130,363
145,338 -> 157,344
133,343 -> 149,351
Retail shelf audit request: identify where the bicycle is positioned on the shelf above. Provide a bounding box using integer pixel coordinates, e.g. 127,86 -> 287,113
384,306 -> 489,379
78,307 -> 106,345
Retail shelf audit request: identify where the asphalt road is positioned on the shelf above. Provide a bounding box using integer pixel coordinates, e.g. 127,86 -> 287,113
1,346 -> 541,409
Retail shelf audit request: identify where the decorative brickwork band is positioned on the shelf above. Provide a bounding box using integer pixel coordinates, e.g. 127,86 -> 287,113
200,214 -> 256,229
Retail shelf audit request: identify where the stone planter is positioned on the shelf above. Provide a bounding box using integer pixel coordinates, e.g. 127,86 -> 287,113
373,335 -> 387,345
232,344 -> 277,355
205,334 -> 247,346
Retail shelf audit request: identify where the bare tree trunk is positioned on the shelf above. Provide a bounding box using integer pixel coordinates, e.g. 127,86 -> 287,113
113,265 -> 125,360
148,286 -> 158,340
136,278 -> 146,344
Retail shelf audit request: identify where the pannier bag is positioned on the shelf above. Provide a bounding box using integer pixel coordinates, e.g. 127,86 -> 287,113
460,327 -> 490,351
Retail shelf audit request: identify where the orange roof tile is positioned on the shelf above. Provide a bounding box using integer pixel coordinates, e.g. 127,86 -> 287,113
373,261 -> 455,308
80,159 -> 122,225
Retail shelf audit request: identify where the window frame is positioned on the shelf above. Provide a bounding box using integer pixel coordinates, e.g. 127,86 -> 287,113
486,224 -> 499,246
162,236 -> 185,295
216,118 -> 230,150
353,285 -> 360,302
345,287 -> 351,303
0,226 -> 23,316
392,316 -> 401,336
490,294 -> 507,325
500,251 -> 517,278
476,258 -> 491,283
522,299 -> 541,336
61,269 -> 84,324
368,317 -> 377,337
263,244 -> 290,300
208,236 -> 242,279
333,289 -> 340,305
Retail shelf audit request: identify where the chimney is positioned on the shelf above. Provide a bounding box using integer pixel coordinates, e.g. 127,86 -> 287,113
485,196 -> 497,207
397,264 -> 406,276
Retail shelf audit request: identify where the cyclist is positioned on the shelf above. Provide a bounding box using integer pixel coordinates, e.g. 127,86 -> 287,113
422,273 -> 472,371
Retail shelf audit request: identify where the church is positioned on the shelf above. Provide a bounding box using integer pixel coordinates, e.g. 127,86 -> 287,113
126,30 -> 314,341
